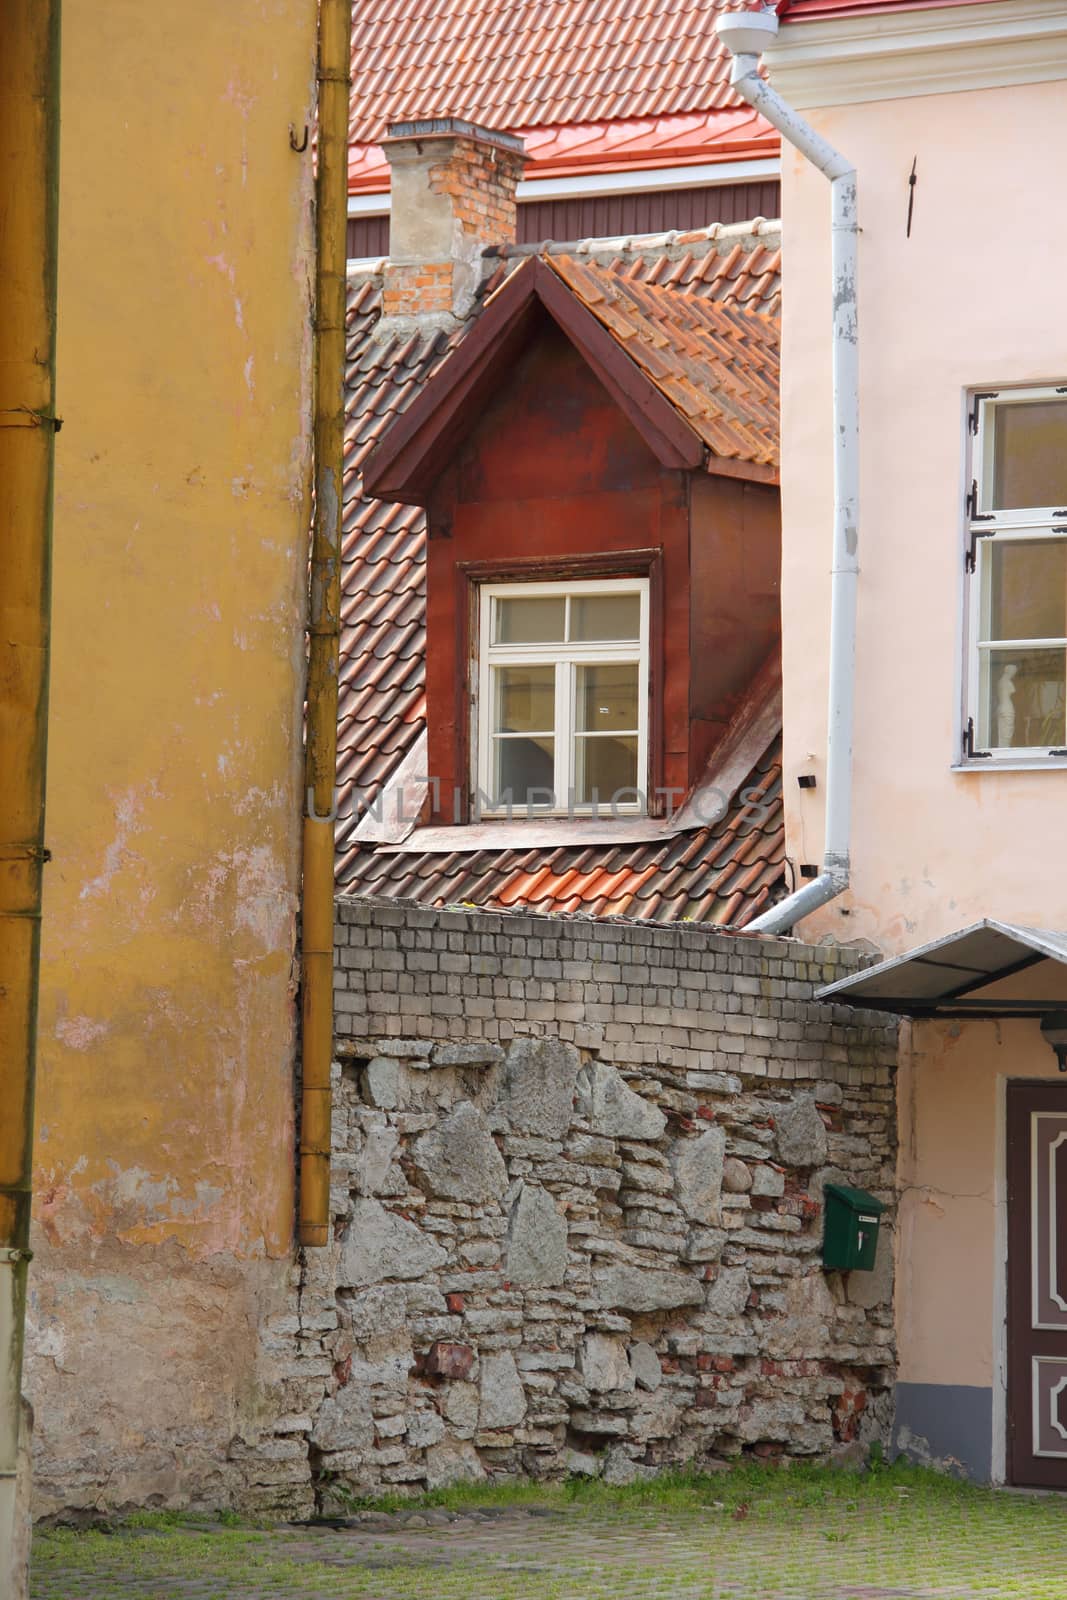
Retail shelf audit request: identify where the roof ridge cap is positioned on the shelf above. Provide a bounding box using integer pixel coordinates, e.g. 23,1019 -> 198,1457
505,214 -> 781,264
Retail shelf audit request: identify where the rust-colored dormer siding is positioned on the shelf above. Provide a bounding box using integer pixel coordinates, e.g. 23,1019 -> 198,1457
417,313 -> 780,823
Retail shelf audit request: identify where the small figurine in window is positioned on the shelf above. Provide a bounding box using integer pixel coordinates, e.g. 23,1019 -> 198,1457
996,662 -> 1018,747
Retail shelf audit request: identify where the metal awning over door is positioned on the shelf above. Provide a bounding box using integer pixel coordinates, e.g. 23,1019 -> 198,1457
816,919 -> 1067,1019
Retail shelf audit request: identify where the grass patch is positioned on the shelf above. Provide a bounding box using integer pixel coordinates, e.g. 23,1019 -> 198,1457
319,1472 -> 562,1517
320,1455 -> 981,1519
31,1462 -> 1067,1600
121,1508 -> 192,1529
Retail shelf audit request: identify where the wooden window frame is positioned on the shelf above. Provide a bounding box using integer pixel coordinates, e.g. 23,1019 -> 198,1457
471,575 -> 651,819
449,549 -> 664,823
963,386 -> 1067,765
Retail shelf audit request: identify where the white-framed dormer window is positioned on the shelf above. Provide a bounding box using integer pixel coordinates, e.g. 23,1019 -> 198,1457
964,386 -> 1067,763
475,577 -> 650,816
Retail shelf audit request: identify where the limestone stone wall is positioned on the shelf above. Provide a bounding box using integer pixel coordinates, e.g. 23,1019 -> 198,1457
262,900 -> 898,1510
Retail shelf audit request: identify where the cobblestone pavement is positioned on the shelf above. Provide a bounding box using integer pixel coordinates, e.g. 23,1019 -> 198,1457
30,1483 -> 1067,1600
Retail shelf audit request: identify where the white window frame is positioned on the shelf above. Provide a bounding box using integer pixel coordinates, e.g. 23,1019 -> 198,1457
474,577 -> 650,818
962,385 -> 1067,766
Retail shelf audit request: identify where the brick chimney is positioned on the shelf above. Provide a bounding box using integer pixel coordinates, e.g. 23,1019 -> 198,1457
381,119 -> 525,329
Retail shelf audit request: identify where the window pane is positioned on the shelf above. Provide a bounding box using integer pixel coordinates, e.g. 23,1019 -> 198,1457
574,735 -> 639,805
576,663 -> 639,733
980,647 -> 1066,748
991,400 -> 1067,511
493,736 -> 555,806
570,592 -> 641,641
494,595 -> 565,643
493,665 -> 554,733
988,541 -> 1067,641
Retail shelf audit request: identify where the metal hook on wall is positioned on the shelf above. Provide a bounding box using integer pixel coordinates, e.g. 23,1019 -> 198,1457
906,156 -> 918,238
289,124 -> 309,153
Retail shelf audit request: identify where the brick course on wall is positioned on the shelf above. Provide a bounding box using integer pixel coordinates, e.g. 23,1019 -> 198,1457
429,142 -> 521,243
258,899 -> 898,1513
381,134 -> 523,322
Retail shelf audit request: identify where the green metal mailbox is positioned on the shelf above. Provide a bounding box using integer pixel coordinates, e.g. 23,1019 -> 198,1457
822,1184 -> 885,1271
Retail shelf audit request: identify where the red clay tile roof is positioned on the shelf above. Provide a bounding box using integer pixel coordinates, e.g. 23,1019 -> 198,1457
348,1 -> 780,194
352,0 -> 756,142
338,220 -> 786,928
542,254 -> 779,474
481,226 -> 782,317
342,737 -> 785,925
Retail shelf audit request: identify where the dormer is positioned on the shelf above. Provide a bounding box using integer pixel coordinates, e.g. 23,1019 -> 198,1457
364,251 -> 781,830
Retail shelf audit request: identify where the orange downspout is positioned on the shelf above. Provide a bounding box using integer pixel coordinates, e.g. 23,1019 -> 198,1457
0,0 -> 62,1584
300,0 -> 349,1246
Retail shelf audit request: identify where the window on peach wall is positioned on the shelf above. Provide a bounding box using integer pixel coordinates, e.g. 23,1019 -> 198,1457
964,387 -> 1067,762
475,578 -> 650,816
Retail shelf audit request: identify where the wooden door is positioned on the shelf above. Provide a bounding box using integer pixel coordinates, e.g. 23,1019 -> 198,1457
1007,1082 -> 1067,1488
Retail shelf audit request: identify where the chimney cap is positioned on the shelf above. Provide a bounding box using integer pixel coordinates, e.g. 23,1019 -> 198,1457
383,117 -> 525,156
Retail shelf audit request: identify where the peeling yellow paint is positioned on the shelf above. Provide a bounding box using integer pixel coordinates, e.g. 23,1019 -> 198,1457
26,0 -> 315,1411
53,1014 -> 110,1051
22,0 -> 319,1514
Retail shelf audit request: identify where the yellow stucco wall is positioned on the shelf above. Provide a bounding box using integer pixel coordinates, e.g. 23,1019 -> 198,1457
24,1 -> 318,1515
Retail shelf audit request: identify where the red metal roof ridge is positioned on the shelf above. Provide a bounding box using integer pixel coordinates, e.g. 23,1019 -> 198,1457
779,0 -> 1001,17
348,109 -> 781,193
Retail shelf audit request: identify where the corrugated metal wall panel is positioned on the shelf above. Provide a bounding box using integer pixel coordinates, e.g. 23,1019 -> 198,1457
349,183 -> 781,260
347,214 -> 389,259
518,182 -> 780,243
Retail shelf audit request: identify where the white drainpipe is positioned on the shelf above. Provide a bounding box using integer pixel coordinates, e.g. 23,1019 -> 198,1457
715,7 -> 858,936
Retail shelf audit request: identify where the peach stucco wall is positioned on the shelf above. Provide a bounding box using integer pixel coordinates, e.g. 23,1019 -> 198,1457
776,79 -> 1067,954
895,966 -> 1067,1478
898,1019 -> 1062,1394
896,960 -> 1067,1480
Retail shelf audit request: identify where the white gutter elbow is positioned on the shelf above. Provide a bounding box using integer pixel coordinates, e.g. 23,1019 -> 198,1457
725,50 -> 854,184
716,8 -> 859,939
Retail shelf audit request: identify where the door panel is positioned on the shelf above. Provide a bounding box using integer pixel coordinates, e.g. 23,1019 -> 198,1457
1007,1083 -> 1067,1488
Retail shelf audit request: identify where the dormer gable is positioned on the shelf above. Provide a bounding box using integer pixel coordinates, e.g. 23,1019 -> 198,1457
364,253 -> 779,505
359,253 -> 781,830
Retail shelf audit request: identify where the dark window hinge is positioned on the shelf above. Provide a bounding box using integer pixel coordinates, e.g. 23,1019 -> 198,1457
966,526 -> 996,571
1050,749 -> 1067,758
963,718 -> 992,760
1057,386 -> 1067,394
969,391 -> 999,435
966,479 -> 994,524
965,484 -> 996,571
